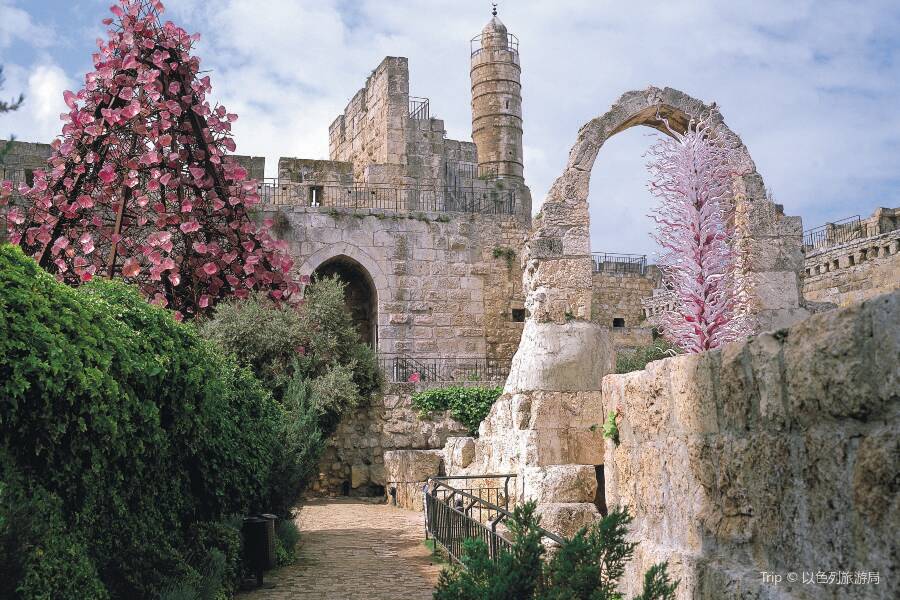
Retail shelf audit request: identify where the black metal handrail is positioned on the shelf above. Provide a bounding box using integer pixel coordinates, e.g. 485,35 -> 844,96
424,475 -> 564,565
256,178 -> 519,215
409,96 -> 430,120
803,215 -> 863,251
591,252 -> 647,275
378,354 -> 510,384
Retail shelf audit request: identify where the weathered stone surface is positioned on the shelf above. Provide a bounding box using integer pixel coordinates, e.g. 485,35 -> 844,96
383,450 -> 443,484
443,436 -> 475,471
536,503 -> 601,539
350,464 -> 370,489
505,320 -> 614,393
522,465 -> 597,504
601,290 -> 899,600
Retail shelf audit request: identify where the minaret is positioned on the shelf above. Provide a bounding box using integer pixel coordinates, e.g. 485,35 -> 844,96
470,5 -> 524,181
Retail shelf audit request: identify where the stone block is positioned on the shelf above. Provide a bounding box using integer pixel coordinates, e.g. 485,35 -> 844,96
350,464 -> 370,489
522,465 -> 597,504
537,503 -> 601,539
383,449 -> 443,484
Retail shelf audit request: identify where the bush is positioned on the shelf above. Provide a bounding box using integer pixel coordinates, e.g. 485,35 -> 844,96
202,276 -> 382,511
434,501 -> 678,600
615,339 -> 679,374
0,462 -> 107,600
274,519 -> 302,567
411,386 -> 502,435
0,244 -> 281,598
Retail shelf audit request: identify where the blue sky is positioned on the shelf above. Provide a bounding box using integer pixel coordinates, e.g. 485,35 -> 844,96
1,0 -> 899,257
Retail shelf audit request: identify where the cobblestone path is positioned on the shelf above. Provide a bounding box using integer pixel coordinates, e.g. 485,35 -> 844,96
238,498 -> 443,599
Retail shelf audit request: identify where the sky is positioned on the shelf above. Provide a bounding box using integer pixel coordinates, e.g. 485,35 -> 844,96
1,0 -> 899,257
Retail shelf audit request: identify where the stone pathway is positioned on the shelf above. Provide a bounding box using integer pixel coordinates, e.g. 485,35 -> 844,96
238,498 -> 444,599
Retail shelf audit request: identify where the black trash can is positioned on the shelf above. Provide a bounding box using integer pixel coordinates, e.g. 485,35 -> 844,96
242,515 -> 275,587
258,513 -> 278,570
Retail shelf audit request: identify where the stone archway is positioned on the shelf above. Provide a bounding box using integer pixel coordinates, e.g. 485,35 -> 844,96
524,86 -> 808,332
313,255 -> 378,347
300,243 -> 388,350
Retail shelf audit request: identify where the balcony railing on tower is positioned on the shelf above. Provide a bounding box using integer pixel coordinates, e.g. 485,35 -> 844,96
256,179 -> 519,215
591,252 -> 647,275
409,97 -> 430,120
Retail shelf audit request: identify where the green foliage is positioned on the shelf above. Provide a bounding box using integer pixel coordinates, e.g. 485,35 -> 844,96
434,502 -> 678,600
411,386 -> 502,435
274,520 -> 301,567
492,246 -> 517,269
0,465 -> 108,600
0,244 -> 281,598
615,339 -> 679,374
202,276 -> 381,512
602,411 -> 620,446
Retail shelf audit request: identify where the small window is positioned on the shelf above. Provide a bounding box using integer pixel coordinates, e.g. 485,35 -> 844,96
24,169 -> 34,186
832,259 -> 840,270
612,318 -> 625,328
511,308 -> 526,322
848,255 -> 856,266
309,185 -> 323,207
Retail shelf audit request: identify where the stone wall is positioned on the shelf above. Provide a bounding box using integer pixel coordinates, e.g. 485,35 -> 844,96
591,265 -> 660,335
260,204 -> 527,362
601,291 -> 899,599
803,228 -> 900,307
0,140 -> 53,181
311,382 -> 470,496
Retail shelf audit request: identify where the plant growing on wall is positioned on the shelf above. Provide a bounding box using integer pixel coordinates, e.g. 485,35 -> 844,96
5,0 -> 298,317
647,115 -> 752,352
411,386 -> 502,435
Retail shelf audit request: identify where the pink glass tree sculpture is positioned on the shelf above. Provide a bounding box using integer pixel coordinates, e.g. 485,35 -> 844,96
6,0 -> 298,318
647,114 -> 753,352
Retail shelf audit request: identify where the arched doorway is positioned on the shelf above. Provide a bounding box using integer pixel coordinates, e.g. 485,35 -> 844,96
313,255 -> 378,347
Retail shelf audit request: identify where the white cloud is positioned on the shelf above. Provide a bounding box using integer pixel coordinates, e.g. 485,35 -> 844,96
0,0 -> 53,48
1,62 -> 74,143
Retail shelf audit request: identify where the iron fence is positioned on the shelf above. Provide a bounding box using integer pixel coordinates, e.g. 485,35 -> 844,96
256,178 -> 519,215
424,475 -> 565,565
803,215 -> 863,251
378,354 -> 510,384
591,252 -> 647,275
409,96 -> 430,120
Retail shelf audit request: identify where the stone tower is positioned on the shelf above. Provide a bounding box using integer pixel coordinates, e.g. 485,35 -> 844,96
470,7 -> 524,181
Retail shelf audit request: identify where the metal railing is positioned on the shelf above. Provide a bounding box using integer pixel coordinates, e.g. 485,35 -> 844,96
424,475 -> 565,564
803,215 -> 863,251
592,252 -> 647,275
256,179 -> 519,215
379,354 -> 510,384
409,97 -> 430,120
470,32 -> 520,57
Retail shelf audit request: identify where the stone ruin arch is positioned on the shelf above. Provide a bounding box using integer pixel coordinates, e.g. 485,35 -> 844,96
522,86 -> 808,334
463,87 -> 812,536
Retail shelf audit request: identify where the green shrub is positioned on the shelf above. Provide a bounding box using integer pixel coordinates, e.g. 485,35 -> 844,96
434,501 -> 678,600
0,463 -> 108,600
0,244 -> 281,598
411,386 -> 502,435
202,277 -> 383,511
274,519 -> 302,567
615,339 -> 679,374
